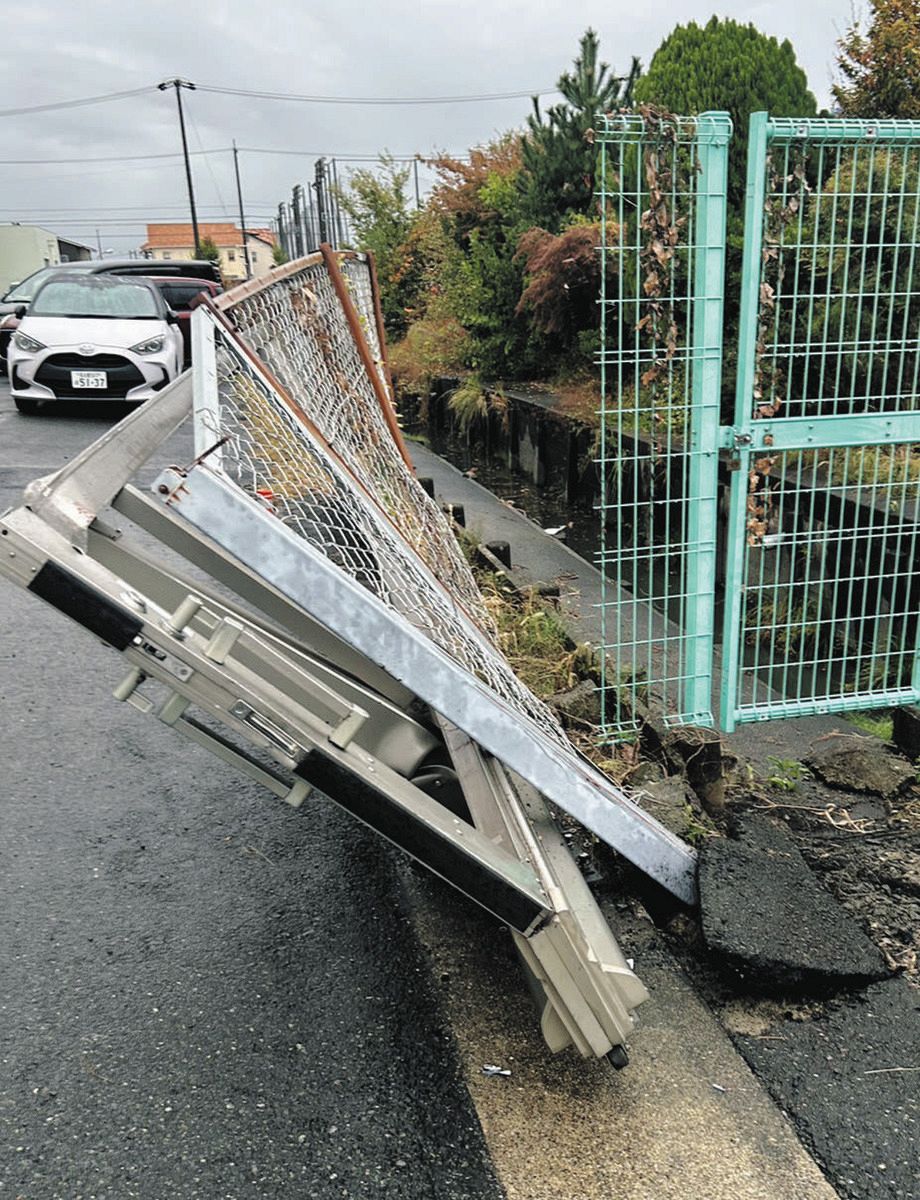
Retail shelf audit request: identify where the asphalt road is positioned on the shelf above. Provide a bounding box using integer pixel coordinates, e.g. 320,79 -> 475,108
0,383 -> 502,1200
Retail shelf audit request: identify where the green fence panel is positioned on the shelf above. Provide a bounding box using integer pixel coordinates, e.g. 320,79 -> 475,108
721,115 -> 920,729
597,110 -> 731,738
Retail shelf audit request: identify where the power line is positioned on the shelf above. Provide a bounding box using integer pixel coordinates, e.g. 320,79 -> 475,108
235,146 -> 469,161
0,203 -> 277,212
0,80 -> 554,121
2,217 -> 275,227
0,145 -> 468,166
0,86 -> 154,118
0,149 -> 227,165
194,82 -> 554,106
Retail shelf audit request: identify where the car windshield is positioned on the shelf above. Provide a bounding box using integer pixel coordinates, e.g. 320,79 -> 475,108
155,283 -> 207,310
2,266 -> 67,303
30,278 -> 160,319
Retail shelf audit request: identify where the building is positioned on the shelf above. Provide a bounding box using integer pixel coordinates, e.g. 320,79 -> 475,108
0,225 -> 93,295
140,223 -> 276,283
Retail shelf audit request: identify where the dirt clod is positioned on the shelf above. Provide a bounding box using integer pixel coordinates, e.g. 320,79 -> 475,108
804,734 -> 915,800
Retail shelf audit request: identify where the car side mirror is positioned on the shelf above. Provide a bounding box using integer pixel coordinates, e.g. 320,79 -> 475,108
166,309 -> 179,324
14,305 -> 26,319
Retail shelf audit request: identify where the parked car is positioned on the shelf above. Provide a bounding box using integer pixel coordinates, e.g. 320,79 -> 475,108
146,276 -> 222,368
0,258 -> 222,370
8,273 -> 184,414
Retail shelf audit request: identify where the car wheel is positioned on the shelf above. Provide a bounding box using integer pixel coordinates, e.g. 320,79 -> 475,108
13,396 -> 40,415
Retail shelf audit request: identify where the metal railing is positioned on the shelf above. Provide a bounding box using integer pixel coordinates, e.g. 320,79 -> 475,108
598,111 -> 920,733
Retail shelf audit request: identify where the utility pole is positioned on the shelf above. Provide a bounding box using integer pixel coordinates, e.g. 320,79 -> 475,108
413,157 -> 421,211
330,159 -> 346,248
158,78 -> 201,257
232,140 -> 252,279
292,184 -> 306,257
313,158 -> 329,245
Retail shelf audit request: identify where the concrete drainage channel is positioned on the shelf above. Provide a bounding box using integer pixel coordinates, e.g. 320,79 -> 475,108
413,444 -> 920,1200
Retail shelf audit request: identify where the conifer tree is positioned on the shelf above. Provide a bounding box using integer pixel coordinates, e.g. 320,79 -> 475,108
520,29 -> 640,231
635,17 -> 816,204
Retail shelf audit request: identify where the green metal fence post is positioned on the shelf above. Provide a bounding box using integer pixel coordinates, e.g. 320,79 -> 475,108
598,131 -> 609,729
719,111 -> 770,731
683,112 -> 731,724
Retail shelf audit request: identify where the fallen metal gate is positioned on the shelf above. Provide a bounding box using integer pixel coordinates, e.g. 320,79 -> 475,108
598,112 -> 920,735
0,250 -> 693,1065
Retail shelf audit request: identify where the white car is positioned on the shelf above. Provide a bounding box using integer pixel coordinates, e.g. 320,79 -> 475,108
8,273 -> 185,414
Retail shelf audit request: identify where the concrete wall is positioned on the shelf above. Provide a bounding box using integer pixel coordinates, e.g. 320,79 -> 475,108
0,226 -> 60,296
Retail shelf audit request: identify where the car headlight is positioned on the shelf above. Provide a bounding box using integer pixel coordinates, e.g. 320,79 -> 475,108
13,331 -> 45,353
130,335 -> 166,355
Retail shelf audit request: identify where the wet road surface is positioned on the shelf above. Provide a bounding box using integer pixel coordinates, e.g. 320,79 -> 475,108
0,385 -> 501,1200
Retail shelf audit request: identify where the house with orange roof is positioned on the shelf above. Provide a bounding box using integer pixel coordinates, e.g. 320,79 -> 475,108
140,222 -> 276,283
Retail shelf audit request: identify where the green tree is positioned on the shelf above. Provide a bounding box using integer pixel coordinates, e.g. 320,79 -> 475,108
635,17 -> 817,206
834,0 -> 920,118
426,136 -> 544,378
338,156 -> 415,336
198,235 -> 220,264
272,243 -> 289,266
520,29 -> 640,231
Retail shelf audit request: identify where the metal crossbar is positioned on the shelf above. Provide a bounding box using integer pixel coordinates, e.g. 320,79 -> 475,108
596,111 -> 731,736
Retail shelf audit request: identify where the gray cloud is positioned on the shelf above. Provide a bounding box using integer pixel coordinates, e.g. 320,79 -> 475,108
1,0 -> 849,251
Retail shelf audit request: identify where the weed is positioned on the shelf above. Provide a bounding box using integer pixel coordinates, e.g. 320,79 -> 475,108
683,805 -> 715,846
389,316 -> 469,393
847,709 -> 894,742
478,572 -> 596,698
765,756 -> 810,792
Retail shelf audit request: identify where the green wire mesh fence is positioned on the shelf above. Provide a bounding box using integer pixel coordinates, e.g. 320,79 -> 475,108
721,115 -> 920,729
596,110 -> 731,736
598,112 -> 920,738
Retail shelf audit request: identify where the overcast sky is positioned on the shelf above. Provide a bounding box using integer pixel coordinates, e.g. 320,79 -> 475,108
0,1 -> 853,256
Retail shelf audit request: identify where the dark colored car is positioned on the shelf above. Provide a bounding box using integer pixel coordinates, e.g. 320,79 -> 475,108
146,276 -> 223,368
0,258 -> 223,370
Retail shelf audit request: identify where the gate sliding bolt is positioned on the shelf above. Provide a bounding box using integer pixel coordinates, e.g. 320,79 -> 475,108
112,667 -> 153,713
164,594 -> 203,639
283,779 -> 312,809
329,707 -> 370,751
203,618 -> 244,664
158,691 -> 191,726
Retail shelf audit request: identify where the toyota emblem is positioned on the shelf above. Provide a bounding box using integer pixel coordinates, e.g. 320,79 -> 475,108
77,344 -> 96,355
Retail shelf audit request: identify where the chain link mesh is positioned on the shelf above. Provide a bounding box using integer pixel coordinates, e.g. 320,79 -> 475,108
199,258 -> 569,746
214,255 -> 486,622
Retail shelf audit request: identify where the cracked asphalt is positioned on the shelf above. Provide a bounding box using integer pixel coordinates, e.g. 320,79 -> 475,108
0,384 -> 501,1200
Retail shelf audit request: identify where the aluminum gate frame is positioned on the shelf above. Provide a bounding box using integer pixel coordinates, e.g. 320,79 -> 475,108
0,373 -> 653,1062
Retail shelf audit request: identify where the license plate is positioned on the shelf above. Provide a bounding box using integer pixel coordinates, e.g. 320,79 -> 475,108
71,370 -> 107,389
